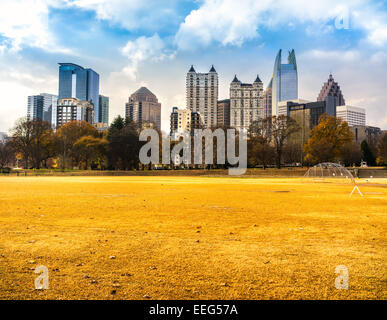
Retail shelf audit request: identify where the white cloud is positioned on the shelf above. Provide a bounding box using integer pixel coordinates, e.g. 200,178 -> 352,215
0,0 -> 71,53
67,0 -> 181,31
120,34 -> 175,80
175,0 -> 387,49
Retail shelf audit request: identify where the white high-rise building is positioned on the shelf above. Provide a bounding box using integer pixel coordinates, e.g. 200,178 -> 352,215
186,65 -> 218,128
336,105 -> 366,127
230,75 -> 264,131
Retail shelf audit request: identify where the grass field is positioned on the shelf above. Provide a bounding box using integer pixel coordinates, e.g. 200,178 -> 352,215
0,176 -> 386,300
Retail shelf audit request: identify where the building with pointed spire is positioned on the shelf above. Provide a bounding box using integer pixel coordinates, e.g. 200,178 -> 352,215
125,87 -> 161,130
317,74 -> 345,106
186,65 -> 218,128
230,75 -> 264,131
271,49 -> 298,116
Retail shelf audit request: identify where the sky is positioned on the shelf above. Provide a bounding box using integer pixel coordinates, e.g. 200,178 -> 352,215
0,0 -> 387,134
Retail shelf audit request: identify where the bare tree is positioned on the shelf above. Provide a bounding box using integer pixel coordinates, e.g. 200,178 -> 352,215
0,135 -> 14,168
271,115 -> 300,169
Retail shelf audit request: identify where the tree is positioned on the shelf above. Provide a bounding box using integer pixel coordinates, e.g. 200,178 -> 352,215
377,132 -> 387,165
0,135 -> 14,168
73,136 -> 107,169
361,140 -> 376,166
304,114 -> 353,164
55,121 -> 99,169
248,119 -> 274,169
107,117 -> 142,170
10,118 -> 33,168
29,120 -> 54,169
271,115 -> 300,169
340,142 -> 362,167
10,118 -> 54,169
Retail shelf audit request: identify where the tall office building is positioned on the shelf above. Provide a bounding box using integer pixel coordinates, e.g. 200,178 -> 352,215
217,99 -> 230,127
98,95 -> 109,125
56,98 -> 94,127
125,87 -> 161,130
263,78 -> 272,118
58,63 -> 100,124
230,75 -> 264,131
27,93 -> 58,124
169,107 -> 202,140
186,65 -> 218,128
317,74 -> 345,107
287,100 -> 337,147
27,95 -> 43,121
336,105 -> 366,127
271,49 -> 298,116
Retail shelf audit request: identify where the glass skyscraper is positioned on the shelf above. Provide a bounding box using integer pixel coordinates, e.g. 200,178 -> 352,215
271,49 -> 298,116
58,63 -> 100,124
98,95 -> 109,124
27,93 -> 57,124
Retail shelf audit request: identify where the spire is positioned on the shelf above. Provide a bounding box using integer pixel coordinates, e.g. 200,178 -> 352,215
209,65 -> 216,72
232,75 -> 240,83
254,74 -> 262,83
188,65 -> 195,72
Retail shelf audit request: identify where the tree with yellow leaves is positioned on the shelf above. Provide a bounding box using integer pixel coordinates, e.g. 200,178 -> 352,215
304,114 -> 353,164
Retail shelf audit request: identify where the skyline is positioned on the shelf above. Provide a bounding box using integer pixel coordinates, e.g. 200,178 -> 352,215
1,0 -> 387,134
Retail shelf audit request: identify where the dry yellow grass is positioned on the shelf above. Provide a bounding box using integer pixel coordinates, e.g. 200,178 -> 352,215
0,176 -> 386,300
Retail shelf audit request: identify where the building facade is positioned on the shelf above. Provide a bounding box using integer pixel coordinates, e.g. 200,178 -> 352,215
350,125 -> 381,144
230,75 -> 264,131
56,98 -> 94,127
170,107 -> 203,140
317,74 -> 345,107
98,95 -> 109,125
27,93 -> 58,124
336,105 -> 366,127
125,87 -> 161,130
217,99 -> 230,127
263,78 -> 272,118
186,65 -> 218,128
271,49 -> 298,116
58,63 -> 100,124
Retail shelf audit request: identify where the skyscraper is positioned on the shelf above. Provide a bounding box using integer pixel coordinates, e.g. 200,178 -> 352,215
230,75 -> 264,131
271,49 -> 298,116
27,93 -> 58,124
317,74 -> 345,107
98,95 -> 109,124
263,78 -> 272,118
58,63 -> 100,124
217,99 -> 230,127
186,65 -> 218,128
125,87 -> 161,130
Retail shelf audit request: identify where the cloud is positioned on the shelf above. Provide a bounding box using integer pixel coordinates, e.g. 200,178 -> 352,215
175,0 -> 387,50
120,34 -> 175,80
0,0 -> 71,53
67,0 -> 182,31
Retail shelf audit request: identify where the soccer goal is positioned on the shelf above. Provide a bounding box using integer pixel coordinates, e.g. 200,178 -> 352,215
303,162 -> 362,196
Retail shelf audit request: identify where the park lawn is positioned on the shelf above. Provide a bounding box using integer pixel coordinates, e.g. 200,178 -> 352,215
0,176 -> 386,299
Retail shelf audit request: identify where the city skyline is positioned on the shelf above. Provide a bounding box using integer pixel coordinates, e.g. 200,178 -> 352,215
0,0 -> 387,134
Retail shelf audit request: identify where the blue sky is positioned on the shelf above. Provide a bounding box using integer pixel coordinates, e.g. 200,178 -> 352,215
0,0 -> 387,134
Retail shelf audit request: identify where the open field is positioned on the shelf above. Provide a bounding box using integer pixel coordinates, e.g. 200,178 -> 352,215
0,176 -> 386,299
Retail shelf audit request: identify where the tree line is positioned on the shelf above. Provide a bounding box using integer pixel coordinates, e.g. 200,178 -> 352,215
0,114 -> 386,170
